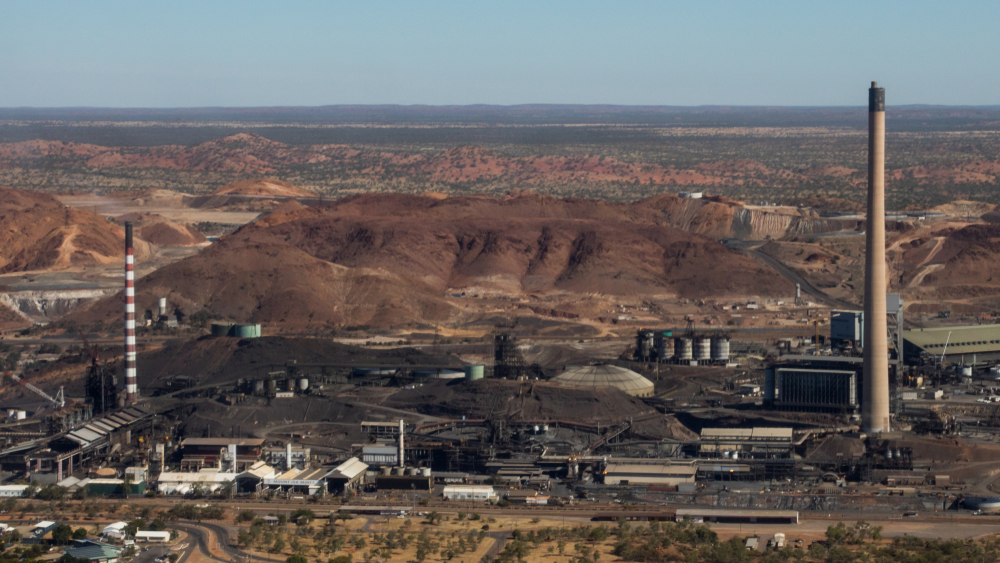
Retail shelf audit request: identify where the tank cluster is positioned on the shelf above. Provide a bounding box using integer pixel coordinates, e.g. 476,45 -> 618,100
380,466 -> 432,477
634,330 -> 731,365
235,376 -> 312,397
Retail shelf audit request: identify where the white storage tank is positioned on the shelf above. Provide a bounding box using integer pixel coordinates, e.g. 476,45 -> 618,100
710,337 -> 731,362
694,336 -> 711,361
298,378 -> 310,391
420,467 -> 432,477
657,335 -> 674,361
675,337 -> 693,360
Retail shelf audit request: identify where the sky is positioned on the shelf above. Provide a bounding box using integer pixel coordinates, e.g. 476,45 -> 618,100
1,0 -> 998,108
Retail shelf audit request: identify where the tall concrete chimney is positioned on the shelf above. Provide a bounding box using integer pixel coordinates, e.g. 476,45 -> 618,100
124,222 -> 138,404
862,82 -> 890,433
398,419 -> 405,467
286,442 -> 293,471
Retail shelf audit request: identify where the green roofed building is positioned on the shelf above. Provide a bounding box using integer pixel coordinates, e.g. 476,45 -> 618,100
64,541 -> 122,563
904,325 -> 1000,365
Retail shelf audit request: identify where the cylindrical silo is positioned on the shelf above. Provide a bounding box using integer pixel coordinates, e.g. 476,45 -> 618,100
657,335 -> 674,361
381,467 -> 391,476
675,337 -> 693,361
694,336 -> 711,362
420,467 -> 432,477
464,365 -> 485,381
158,297 -> 167,317
298,378 -> 309,391
639,332 -> 652,359
254,380 -> 265,395
407,467 -> 418,476
267,379 -> 277,394
711,337 -> 731,362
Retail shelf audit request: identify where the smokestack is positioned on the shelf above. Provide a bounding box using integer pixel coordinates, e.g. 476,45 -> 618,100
398,419 -> 405,467
286,442 -> 293,471
862,82 -> 890,433
124,222 -> 138,404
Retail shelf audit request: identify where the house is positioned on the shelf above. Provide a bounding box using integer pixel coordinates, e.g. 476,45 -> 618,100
102,522 -> 128,540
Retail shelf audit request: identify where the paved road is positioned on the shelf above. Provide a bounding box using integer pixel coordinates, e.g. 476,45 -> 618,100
746,248 -> 859,310
131,546 -> 172,563
172,524 -> 229,563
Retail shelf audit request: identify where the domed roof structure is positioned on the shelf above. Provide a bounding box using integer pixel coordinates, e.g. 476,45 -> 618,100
553,365 -> 655,397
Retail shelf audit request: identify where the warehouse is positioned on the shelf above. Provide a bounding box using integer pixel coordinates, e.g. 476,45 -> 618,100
234,461 -> 279,494
443,485 -> 497,501
157,471 -> 235,495
602,463 -> 697,486
325,457 -> 368,494
904,325 -> 1000,365
262,467 -> 330,496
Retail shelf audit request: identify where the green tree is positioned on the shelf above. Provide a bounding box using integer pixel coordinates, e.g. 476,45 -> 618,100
51,524 -> 73,545
72,528 -> 88,540
271,537 -> 286,553
285,556 -> 308,563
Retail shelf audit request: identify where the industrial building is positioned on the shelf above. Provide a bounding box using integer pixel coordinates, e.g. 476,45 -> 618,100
265,445 -> 311,470
553,365 -> 655,397
156,471 -> 236,495
602,462 -> 697,486
325,457 -> 368,494
765,366 -> 857,413
179,437 -> 263,471
904,324 -> 1000,364
262,467 -> 331,496
442,485 -> 497,501
830,311 -> 863,347
698,428 -> 794,459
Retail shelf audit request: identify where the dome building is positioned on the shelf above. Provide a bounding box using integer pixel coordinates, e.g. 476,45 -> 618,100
552,365 -> 655,397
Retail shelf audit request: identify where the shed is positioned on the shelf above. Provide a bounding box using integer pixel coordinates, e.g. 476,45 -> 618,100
135,531 -> 170,543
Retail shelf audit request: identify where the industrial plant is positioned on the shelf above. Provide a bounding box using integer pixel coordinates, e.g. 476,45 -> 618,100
2,83 -> 1000,534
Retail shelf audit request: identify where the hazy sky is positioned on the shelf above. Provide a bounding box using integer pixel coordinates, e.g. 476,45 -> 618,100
2,0 -> 997,108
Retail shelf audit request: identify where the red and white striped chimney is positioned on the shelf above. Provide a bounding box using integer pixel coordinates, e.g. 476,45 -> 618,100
124,222 -> 138,403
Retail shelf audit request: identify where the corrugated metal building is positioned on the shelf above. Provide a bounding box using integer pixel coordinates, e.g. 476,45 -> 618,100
602,463 -> 697,486
904,325 -> 1000,364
